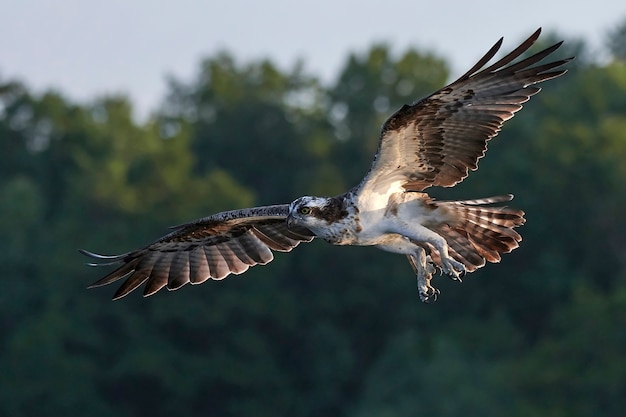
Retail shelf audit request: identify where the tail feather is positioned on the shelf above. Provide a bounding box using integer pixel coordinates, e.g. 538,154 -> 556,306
464,212 -> 521,240
432,195 -> 525,272
440,227 -> 488,267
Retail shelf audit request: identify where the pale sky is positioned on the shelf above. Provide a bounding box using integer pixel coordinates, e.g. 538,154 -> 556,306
1,0 -> 624,119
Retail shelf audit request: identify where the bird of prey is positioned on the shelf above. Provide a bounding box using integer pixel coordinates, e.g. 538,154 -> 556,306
82,28 -> 571,303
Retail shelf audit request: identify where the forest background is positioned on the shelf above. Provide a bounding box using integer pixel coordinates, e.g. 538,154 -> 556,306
1,21 -> 626,416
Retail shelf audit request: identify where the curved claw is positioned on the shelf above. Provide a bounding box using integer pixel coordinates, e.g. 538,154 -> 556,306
452,267 -> 467,282
449,269 -> 464,283
441,258 -> 466,282
419,286 -> 440,304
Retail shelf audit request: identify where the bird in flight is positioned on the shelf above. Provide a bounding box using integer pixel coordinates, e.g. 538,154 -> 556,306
82,28 -> 571,303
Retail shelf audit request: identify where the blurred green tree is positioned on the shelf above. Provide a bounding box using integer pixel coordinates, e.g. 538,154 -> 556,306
607,19 -> 626,60
510,281 -> 626,417
1,24 -> 626,417
161,53 -> 339,204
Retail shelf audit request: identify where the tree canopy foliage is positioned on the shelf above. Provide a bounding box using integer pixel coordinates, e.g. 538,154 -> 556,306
1,26 -> 625,416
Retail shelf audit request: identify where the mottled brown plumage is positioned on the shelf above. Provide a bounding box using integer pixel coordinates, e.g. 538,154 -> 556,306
82,205 -> 314,300
428,195 -> 525,272
82,29 -> 570,302
358,28 -> 569,195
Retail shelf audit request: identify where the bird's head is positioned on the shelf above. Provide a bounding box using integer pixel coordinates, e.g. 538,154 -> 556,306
287,196 -> 330,232
287,195 -> 351,238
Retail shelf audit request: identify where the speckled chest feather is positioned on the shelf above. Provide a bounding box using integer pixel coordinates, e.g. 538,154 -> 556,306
310,194 -> 361,245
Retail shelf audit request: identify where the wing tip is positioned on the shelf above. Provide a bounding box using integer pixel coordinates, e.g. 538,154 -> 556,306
111,292 -> 128,301
79,248 -> 128,265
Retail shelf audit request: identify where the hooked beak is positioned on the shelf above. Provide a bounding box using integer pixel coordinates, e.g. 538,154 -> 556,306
286,214 -> 294,229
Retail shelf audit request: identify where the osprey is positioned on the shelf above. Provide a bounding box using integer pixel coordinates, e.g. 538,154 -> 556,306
82,29 -> 571,303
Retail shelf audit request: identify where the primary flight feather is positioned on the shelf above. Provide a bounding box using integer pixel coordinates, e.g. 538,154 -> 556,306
82,28 -> 571,302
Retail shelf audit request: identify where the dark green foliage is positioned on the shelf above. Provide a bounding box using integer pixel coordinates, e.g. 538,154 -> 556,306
1,26 -> 626,416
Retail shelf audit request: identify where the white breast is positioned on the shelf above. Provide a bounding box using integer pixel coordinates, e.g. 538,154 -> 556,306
352,191 -> 444,246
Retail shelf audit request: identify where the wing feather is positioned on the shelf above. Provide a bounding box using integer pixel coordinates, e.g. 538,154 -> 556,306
226,239 -> 257,266
143,252 -> 173,297
206,245 -> 233,280
189,246 -> 211,284
236,232 -> 275,264
216,243 -> 251,275
112,269 -> 151,300
167,252 -> 191,290
82,205 -> 315,299
356,28 -> 572,200
86,256 -> 138,288
251,223 -> 302,252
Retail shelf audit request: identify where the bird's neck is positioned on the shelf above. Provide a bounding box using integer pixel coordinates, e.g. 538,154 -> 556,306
311,193 -> 361,245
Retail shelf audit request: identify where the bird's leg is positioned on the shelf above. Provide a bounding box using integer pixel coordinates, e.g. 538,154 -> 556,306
406,225 -> 466,281
407,248 -> 439,303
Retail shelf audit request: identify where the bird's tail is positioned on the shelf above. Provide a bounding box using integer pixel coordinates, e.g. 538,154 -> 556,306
430,194 -> 525,272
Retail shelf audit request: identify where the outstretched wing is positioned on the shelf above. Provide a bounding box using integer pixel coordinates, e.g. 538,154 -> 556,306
356,28 -> 572,198
81,205 -> 315,300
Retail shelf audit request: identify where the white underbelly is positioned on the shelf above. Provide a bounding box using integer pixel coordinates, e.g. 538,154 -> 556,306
374,234 -> 416,255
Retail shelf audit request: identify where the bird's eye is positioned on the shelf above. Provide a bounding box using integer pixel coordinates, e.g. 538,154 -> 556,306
299,206 -> 311,215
